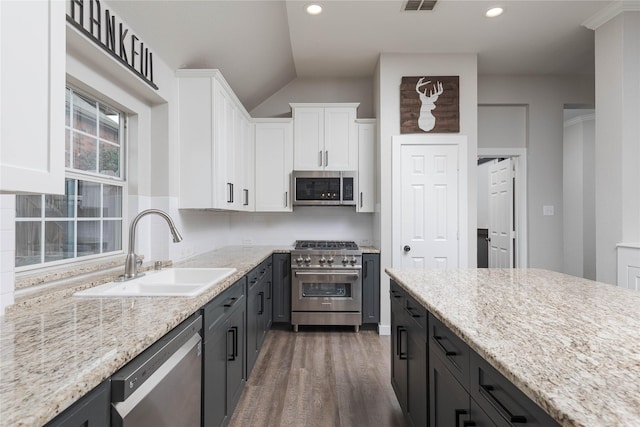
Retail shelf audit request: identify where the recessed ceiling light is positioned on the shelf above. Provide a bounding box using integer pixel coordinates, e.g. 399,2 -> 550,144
485,7 -> 504,18
306,4 -> 323,15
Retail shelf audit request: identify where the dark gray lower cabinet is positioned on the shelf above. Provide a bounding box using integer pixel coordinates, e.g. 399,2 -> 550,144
272,253 -> 291,323
45,380 -> 110,427
392,279 -> 562,427
247,257 -> 272,376
390,280 -> 427,427
428,320 -> 561,427
469,351 -> 560,427
362,253 -> 380,324
390,285 -> 408,414
429,348 -> 470,426
407,317 -> 428,427
203,277 -> 247,427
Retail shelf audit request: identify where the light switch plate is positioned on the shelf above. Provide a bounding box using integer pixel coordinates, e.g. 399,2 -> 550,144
543,205 -> 554,216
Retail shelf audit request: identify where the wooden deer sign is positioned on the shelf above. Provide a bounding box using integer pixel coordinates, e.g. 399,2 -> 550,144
400,76 -> 459,134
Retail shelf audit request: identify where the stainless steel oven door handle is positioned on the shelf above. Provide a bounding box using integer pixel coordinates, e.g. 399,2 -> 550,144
294,271 -> 359,278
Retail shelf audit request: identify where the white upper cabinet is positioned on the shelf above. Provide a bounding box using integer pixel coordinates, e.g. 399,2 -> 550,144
357,120 -> 375,213
254,120 -> 293,212
177,69 -> 250,210
291,103 -> 358,171
236,111 -> 254,211
1,0 -> 65,194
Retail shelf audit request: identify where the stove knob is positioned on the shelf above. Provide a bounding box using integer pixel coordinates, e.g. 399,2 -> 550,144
327,256 -> 334,265
319,256 -> 327,265
304,256 -> 312,265
350,256 -> 357,265
342,256 -> 349,265
296,256 -> 304,265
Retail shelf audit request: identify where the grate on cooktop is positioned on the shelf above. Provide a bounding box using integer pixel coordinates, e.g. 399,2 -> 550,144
294,240 -> 359,250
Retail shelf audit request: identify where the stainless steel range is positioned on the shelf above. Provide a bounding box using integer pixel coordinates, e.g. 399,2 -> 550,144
291,240 -> 362,332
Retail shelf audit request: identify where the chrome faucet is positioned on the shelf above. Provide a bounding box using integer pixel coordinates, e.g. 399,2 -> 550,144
120,209 -> 183,281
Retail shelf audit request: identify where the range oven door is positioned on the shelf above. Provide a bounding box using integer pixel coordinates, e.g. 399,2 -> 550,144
291,269 -> 361,312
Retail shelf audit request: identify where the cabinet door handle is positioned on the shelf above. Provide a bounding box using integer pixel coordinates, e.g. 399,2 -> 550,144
243,189 -> 249,206
227,328 -> 236,361
397,326 -> 408,360
258,291 -> 264,315
455,409 -> 468,427
433,334 -> 457,356
363,260 -> 368,278
284,191 -> 288,208
479,383 -> 527,424
267,280 -> 272,300
227,182 -> 234,203
319,151 -> 323,167
360,192 -> 363,208
325,150 -> 328,167
232,326 -> 238,359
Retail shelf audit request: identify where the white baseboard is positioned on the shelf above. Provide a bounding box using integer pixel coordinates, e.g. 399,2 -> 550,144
378,323 -> 391,336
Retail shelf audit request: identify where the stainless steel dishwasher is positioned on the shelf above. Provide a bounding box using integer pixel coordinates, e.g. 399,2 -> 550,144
111,314 -> 202,427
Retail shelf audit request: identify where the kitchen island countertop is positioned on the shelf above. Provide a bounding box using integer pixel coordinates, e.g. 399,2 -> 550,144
0,246 -> 291,426
385,268 -> 640,427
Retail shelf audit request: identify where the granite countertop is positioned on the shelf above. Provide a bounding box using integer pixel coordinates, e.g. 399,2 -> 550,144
0,246 -> 291,427
385,268 -> 640,427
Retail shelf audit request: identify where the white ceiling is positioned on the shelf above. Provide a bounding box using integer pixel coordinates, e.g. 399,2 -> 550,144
108,0 -> 612,111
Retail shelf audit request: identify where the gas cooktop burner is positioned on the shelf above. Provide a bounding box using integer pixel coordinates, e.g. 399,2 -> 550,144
294,240 -> 359,250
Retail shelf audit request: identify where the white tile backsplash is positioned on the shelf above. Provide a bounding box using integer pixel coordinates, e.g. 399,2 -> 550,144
228,206 -> 374,246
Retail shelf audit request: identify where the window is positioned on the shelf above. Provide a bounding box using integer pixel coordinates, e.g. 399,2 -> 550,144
15,88 -> 125,269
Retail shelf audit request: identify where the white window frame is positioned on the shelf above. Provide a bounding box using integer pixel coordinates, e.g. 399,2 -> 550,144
15,87 -> 128,272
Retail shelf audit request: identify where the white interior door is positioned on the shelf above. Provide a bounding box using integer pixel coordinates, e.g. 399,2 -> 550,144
399,144 -> 459,269
488,158 -> 514,267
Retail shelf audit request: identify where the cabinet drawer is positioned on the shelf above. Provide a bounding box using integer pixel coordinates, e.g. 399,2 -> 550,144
248,257 -> 272,289
390,280 -> 406,302
247,265 -> 261,289
429,313 -> 470,388
204,278 -> 246,334
470,350 -> 560,427
390,281 -> 427,331
404,295 -> 427,331
45,380 -> 110,427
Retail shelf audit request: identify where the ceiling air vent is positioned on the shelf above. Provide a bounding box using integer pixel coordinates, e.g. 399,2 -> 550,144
404,0 -> 437,11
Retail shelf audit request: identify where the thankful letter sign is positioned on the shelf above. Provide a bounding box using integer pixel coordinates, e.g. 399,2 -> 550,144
400,76 -> 459,133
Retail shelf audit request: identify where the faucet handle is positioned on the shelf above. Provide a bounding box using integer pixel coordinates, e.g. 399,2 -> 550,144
136,256 -> 143,267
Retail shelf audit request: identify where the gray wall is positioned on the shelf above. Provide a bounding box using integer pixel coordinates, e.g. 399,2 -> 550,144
563,113 -> 596,280
594,12 -> 640,285
478,75 -> 595,271
250,76 -> 375,118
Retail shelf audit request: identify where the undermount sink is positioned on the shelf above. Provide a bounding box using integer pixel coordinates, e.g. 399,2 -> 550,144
74,267 -> 237,297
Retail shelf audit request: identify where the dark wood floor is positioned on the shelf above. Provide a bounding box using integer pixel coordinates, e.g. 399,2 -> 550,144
228,325 -> 407,427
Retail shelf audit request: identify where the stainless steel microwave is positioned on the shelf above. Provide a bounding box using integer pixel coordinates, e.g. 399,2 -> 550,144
292,171 -> 357,206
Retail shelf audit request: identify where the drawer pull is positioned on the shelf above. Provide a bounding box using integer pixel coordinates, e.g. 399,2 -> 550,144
479,384 -> 527,424
224,297 -> 239,308
405,306 -> 421,318
433,335 -> 457,356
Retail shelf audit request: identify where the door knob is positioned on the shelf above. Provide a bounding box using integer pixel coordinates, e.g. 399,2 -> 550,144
403,245 -> 411,252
